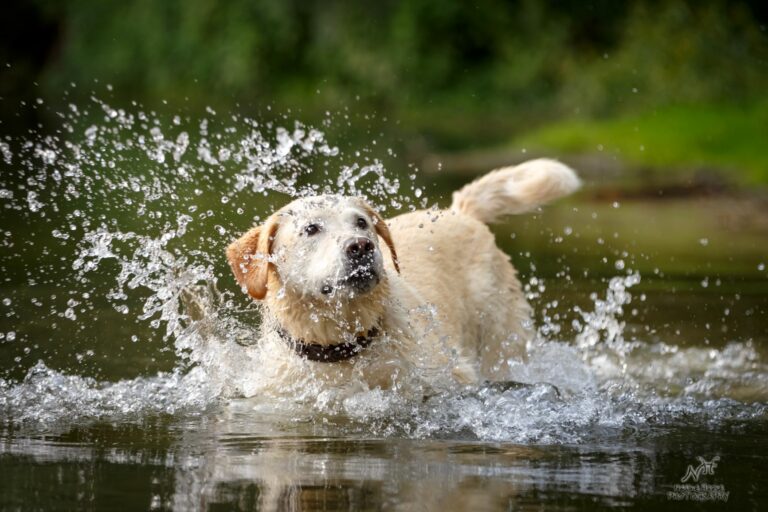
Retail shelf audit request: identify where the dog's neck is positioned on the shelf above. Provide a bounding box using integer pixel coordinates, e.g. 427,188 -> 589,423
264,278 -> 389,346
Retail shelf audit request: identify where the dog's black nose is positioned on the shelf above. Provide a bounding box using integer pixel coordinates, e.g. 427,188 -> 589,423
345,237 -> 374,260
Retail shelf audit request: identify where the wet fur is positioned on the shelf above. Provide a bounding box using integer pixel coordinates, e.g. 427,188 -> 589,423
227,159 -> 580,394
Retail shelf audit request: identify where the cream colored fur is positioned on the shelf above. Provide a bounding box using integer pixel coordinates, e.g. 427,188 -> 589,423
451,158 -> 582,222
226,158 -> 580,396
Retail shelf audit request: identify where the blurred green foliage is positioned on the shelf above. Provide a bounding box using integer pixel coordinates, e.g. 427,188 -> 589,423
25,1 -> 766,110
516,102 -> 768,184
2,0 -> 767,178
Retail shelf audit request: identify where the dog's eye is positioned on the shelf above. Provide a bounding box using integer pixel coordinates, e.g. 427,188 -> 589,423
304,223 -> 320,236
356,217 -> 368,229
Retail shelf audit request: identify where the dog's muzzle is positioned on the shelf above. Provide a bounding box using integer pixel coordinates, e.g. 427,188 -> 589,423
320,237 -> 380,296
342,237 -> 379,293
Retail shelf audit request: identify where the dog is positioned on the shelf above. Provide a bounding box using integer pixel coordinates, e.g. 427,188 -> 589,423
226,159 -> 580,397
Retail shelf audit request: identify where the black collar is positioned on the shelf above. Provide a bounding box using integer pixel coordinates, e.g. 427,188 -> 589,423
276,325 -> 380,363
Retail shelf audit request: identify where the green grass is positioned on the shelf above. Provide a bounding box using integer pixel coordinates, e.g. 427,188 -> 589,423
513,102 -> 768,185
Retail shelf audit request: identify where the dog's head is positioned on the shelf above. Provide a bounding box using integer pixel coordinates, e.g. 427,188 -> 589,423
226,196 -> 399,302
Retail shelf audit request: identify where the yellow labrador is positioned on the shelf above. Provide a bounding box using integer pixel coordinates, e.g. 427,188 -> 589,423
227,159 -> 579,394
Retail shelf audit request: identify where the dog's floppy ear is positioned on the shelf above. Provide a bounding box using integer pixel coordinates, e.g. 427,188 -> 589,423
360,202 -> 400,273
226,216 -> 279,300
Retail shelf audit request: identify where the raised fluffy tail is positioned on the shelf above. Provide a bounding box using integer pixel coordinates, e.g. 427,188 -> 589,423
450,158 -> 580,224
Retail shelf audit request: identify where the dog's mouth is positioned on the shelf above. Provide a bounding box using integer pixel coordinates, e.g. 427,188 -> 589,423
345,263 -> 379,287
321,262 -> 380,296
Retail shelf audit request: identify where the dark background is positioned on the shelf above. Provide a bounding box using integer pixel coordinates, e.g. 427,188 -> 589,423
3,0 -> 768,186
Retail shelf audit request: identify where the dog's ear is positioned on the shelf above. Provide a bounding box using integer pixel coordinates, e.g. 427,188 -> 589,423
360,202 -> 400,273
226,216 -> 280,300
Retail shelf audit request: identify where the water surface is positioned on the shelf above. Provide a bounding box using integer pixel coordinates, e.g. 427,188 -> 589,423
0,102 -> 766,510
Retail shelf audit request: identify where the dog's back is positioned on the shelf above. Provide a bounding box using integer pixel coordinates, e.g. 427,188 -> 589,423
386,159 -> 580,379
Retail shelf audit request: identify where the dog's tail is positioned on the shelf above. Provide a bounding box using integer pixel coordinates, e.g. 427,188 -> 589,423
450,158 -> 580,224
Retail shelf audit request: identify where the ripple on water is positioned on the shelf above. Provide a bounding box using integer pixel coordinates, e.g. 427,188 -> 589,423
0,100 -> 765,443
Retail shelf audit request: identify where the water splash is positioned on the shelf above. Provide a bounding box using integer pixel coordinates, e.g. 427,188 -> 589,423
0,99 -> 765,442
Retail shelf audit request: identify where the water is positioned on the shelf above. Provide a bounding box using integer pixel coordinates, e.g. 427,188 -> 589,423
1,99 -> 767,510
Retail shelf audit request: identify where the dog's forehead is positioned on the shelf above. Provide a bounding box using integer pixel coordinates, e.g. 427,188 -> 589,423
280,195 -> 364,222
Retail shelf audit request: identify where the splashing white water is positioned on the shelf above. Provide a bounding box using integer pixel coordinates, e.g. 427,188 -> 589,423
0,99 -> 765,442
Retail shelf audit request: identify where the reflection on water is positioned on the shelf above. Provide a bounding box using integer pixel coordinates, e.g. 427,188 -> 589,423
2,407 -> 766,510
0,100 -> 767,509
